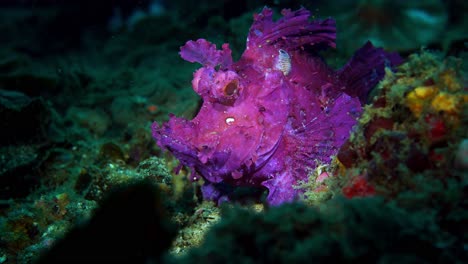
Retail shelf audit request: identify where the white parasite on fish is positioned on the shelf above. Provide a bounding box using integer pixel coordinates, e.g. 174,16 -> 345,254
275,49 -> 291,76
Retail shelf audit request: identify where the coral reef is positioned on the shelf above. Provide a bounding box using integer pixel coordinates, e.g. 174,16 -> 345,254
175,197 -> 462,263
36,181 -> 177,263
335,50 -> 466,199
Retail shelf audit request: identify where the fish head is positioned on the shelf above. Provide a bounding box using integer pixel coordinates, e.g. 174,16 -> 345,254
152,39 -> 288,185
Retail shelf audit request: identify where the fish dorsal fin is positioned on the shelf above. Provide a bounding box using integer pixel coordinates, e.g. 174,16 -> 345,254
247,7 -> 336,51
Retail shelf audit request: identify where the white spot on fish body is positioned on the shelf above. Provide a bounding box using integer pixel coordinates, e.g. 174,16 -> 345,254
225,117 -> 235,125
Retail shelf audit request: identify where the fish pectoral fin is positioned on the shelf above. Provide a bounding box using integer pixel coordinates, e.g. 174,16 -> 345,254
262,171 -> 299,206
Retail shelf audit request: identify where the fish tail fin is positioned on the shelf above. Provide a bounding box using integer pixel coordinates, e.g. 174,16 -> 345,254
338,41 -> 402,104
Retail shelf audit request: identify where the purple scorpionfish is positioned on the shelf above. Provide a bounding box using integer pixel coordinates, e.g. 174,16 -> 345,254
152,7 -> 401,205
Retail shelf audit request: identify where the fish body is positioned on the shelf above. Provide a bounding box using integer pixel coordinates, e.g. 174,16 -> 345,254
152,7 -> 401,205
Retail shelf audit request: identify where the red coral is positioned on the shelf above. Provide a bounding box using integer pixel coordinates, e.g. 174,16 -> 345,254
342,177 -> 375,198
425,114 -> 447,142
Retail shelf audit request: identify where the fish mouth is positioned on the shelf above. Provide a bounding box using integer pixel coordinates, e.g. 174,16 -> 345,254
152,118 -> 253,183
152,118 -> 211,177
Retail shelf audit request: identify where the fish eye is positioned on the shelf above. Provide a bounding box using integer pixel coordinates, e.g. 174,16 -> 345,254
224,80 -> 238,96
